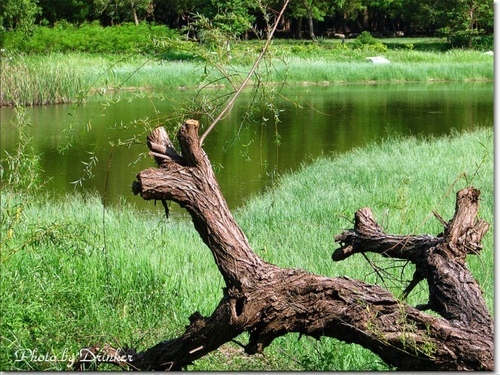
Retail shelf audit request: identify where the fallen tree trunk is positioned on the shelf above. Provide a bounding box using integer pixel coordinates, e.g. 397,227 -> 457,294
75,120 -> 493,371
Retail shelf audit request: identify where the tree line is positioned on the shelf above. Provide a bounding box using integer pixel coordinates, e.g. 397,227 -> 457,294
0,0 -> 493,47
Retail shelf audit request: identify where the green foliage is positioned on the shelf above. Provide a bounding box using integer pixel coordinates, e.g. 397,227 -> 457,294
152,10 -> 288,143
38,0 -> 93,25
0,0 -> 40,33
439,27 -> 493,50
350,31 -> 388,52
379,37 -> 449,52
407,0 -> 493,50
242,128 -> 493,305
0,52 -> 92,106
282,40 -> 349,57
288,0 -> 332,39
2,22 -> 179,54
208,0 -> 256,37
185,13 -> 233,53
0,108 -> 98,266
0,51 -> 200,106
299,338 -> 390,371
356,31 -> 378,45
0,0 -> 494,52
470,35 -> 494,51
34,0 -> 155,26
0,192 -> 221,370
0,107 -> 42,192
95,0 -> 154,25
212,12 -> 253,38
0,107 -> 43,262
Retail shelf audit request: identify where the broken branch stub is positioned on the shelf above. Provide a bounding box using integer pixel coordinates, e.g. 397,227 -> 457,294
134,120 -> 265,288
333,187 -> 492,331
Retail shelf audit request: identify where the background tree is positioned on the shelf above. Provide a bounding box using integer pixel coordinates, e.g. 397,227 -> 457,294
0,0 -> 40,32
152,0 -> 199,28
90,0 -> 153,25
129,0 -> 154,25
404,0 -> 493,47
363,0 -> 406,33
1,0 -> 494,48
204,0 -> 257,38
37,0 -> 91,25
288,0 -> 330,39
331,0 -> 365,34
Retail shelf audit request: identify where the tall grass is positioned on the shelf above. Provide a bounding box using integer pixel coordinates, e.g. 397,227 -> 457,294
239,129 -> 493,288
279,49 -> 494,83
0,193 -> 224,370
0,52 -> 202,106
1,53 -> 99,106
0,125 -> 493,371
1,45 -> 493,106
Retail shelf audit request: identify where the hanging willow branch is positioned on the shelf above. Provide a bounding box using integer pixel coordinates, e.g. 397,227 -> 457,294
198,0 -> 291,146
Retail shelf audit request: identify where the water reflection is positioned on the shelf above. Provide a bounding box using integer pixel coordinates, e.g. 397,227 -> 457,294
0,82 -> 493,215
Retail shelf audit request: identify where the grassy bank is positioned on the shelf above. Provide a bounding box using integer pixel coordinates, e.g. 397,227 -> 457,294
0,52 -> 200,106
0,39 -> 494,106
1,127 -> 493,371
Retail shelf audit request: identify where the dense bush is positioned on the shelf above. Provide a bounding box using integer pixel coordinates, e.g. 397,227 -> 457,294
1,21 -> 180,54
437,27 -> 494,51
350,31 -> 388,52
449,33 -> 494,50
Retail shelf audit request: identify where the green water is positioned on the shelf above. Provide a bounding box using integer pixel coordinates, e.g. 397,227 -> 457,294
0,82 -> 493,216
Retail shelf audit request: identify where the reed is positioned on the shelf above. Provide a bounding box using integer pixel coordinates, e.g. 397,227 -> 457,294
0,127 -> 493,371
1,53 -> 100,106
0,45 -> 493,106
278,49 -> 494,83
0,52 -> 199,106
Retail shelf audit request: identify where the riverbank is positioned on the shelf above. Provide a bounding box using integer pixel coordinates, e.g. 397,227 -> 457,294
0,41 -> 494,106
1,127 -> 493,371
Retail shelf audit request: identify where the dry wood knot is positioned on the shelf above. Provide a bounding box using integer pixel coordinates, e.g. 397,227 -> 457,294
188,311 -> 206,328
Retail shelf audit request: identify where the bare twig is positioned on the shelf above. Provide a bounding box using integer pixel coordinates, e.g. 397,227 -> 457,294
198,0 -> 291,146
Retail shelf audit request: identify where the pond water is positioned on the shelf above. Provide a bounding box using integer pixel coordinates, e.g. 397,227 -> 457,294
0,82 -> 493,216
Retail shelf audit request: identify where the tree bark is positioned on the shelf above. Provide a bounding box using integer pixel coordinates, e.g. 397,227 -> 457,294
75,120 -> 493,371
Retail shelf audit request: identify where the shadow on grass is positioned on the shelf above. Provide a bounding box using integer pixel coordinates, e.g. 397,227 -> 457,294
382,37 -> 449,51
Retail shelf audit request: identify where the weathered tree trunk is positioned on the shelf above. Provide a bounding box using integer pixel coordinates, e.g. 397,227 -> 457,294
74,120 -> 493,371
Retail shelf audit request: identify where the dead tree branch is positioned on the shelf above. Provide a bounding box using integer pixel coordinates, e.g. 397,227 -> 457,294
75,121 -> 492,371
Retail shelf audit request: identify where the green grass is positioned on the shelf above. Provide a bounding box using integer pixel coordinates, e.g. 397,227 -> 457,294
239,129 -> 493,283
380,37 -> 450,51
276,48 -> 494,84
1,193 -> 223,370
1,40 -> 494,106
0,127 -> 493,371
0,52 -> 202,106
